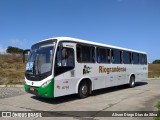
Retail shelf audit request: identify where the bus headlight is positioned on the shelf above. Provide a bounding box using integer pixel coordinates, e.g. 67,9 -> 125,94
41,80 -> 52,88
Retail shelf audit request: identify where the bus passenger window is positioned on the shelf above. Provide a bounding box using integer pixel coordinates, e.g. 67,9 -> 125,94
111,49 -> 121,64
111,50 -> 114,63
120,51 -> 123,64
76,44 -> 95,63
97,47 -> 110,63
144,54 -> 147,64
132,53 -> 139,64
92,47 -> 95,62
139,54 -> 147,65
123,51 -> 132,64
139,54 -> 144,64
76,46 -> 81,62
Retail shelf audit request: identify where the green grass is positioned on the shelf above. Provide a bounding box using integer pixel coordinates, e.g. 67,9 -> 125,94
156,101 -> 160,111
154,117 -> 160,120
154,101 -> 160,120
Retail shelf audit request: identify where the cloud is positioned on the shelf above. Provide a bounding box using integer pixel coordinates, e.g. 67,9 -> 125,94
9,39 -> 27,46
0,45 -> 6,54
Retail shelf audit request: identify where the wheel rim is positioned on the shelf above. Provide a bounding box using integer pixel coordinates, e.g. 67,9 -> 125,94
82,85 -> 88,95
131,78 -> 135,86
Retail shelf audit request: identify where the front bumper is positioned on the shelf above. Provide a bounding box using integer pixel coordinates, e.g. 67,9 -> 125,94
24,80 -> 54,98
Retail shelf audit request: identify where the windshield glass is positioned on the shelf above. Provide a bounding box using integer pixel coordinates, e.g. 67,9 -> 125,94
26,41 -> 55,77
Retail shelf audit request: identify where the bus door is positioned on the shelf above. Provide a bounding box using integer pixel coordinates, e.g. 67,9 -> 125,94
54,42 -> 77,97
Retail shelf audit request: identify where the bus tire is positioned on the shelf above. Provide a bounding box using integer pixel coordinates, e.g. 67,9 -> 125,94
78,81 -> 89,98
129,75 -> 135,88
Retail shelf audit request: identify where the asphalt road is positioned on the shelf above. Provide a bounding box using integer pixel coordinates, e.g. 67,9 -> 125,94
0,79 -> 160,120
0,86 -> 25,99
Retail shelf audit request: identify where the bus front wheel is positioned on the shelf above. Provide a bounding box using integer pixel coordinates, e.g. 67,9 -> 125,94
129,76 -> 135,88
78,81 -> 89,98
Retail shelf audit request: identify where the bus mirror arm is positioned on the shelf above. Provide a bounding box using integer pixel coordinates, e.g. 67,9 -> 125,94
23,49 -> 31,63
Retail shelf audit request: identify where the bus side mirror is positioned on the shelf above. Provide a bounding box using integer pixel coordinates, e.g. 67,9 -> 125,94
23,49 -> 30,63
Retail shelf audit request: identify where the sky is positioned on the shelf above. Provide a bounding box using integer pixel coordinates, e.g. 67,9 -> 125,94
0,0 -> 160,62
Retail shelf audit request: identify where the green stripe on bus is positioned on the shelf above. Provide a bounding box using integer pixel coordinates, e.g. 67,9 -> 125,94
24,78 -> 54,98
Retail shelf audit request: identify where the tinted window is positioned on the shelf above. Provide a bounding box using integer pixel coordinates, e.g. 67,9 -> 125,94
144,54 -> 147,64
54,44 -> 75,76
111,49 -> 121,64
97,47 -> 110,63
76,44 -> 95,63
132,53 -> 139,64
139,54 -> 147,65
55,46 -> 75,67
123,51 -> 132,64
139,54 -> 144,64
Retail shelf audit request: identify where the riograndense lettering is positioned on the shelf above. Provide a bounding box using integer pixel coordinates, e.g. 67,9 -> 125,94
99,66 -> 126,74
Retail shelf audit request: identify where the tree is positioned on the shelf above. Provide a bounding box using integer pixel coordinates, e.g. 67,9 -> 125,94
6,46 -> 23,54
152,60 -> 160,64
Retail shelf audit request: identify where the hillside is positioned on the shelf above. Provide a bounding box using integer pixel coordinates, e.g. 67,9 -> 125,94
0,54 -> 160,85
0,54 -> 25,85
148,64 -> 160,78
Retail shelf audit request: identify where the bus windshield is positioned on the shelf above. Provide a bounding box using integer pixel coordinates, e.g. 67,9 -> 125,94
25,41 -> 55,80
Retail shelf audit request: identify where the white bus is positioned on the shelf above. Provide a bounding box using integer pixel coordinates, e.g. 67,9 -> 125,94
24,37 -> 148,98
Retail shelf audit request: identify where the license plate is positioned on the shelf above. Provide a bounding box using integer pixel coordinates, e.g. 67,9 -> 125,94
30,87 -> 34,91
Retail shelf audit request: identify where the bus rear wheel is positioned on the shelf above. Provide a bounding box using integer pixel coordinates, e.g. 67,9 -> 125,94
129,76 -> 135,88
78,81 -> 89,98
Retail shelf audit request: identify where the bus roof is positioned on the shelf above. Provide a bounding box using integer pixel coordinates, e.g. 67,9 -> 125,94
38,36 -> 147,54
